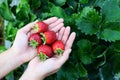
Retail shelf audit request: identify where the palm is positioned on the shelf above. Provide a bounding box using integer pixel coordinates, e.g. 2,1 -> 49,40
27,27 -> 76,78
12,17 -> 64,63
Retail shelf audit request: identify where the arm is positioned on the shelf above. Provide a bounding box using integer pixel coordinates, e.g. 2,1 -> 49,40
20,27 -> 76,80
0,48 -> 23,78
0,17 -> 64,79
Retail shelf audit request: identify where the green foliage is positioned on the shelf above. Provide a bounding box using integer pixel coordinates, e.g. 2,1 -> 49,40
1,0 -> 120,79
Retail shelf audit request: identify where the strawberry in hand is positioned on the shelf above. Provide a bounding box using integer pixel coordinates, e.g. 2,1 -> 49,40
28,33 -> 42,48
37,45 -> 53,61
34,21 -> 48,33
52,40 -> 65,55
41,31 -> 57,44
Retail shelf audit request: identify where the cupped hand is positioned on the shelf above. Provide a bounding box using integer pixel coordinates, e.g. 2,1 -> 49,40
20,27 -> 76,80
11,17 -> 64,63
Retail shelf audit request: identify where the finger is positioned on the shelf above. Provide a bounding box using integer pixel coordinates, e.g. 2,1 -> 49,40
58,27 -> 65,40
43,17 -> 58,25
49,18 -> 64,29
56,33 -> 59,39
31,57 -> 40,62
62,26 -> 70,44
30,57 -> 41,64
21,20 -> 38,34
51,23 -> 64,32
27,29 -> 36,37
58,49 -> 72,65
65,32 -> 76,49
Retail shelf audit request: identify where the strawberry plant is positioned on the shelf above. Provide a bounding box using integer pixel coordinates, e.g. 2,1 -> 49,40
1,0 -> 120,80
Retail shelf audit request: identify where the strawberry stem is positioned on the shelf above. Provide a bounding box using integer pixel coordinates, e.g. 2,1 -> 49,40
34,24 -> 38,32
54,48 -> 64,55
37,52 -> 48,61
40,33 -> 46,45
29,40 -> 38,48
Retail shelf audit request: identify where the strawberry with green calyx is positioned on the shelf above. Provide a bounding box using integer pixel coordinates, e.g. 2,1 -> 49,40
34,21 -> 48,33
52,40 -> 65,55
41,31 -> 57,45
28,33 -> 42,48
37,45 -> 53,61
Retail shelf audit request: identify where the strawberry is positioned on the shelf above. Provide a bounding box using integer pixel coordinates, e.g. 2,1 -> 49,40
28,33 -> 42,48
41,31 -> 57,44
52,40 -> 65,55
34,21 -> 48,33
37,45 -> 53,61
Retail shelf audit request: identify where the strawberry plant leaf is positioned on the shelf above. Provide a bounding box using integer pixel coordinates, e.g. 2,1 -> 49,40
101,0 -> 120,22
79,0 -> 89,4
77,39 -> 94,64
100,29 -> 120,42
16,0 -> 30,21
5,71 -> 14,80
100,64 -> 114,80
76,63 -> 88,77
29,0 -> 41,10
50,5 -> 66,18
0,46 -> 6,53
0,0 -> 14,21
53,0 -> 66,6
76,7 -> 101,35
110,54 -> 120,73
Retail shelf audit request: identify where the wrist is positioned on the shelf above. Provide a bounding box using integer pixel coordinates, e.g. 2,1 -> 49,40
20,68 -> 45,80
10,47 -> 24,65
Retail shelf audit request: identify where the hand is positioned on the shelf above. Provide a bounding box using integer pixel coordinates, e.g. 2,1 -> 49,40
20,27 -> 76,80
11,17 -> 64,63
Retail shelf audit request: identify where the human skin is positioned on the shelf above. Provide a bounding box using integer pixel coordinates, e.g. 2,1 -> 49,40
20,27 -> 76,80
0,17 -> 64,79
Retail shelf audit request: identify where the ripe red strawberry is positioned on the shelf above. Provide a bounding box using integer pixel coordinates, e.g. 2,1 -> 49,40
41,31 -> 57,44
28,33 -> 42,48
34,21 -> 48,33
37,45 -> 53,61
52,40 -> 65,55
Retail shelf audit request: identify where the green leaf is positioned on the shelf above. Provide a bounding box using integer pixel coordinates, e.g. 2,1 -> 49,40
76,63 -> 88,77
101,0 -> 120,22
79,0 -> 89,4
116,73 -> 120,80
16,0 -> 30,21
29,12 -> 37,22
77,39 -> 92,52
77,39 -> 94,64
110,54 -> 120,73
76,7 -> 101,35
100,64 -> 114,80
57,62 -> 79,80
100,29 -> 120,42
50,5 -> 66,18
0,0 -> 14,21
0,46 -> 6,53
67,0 -> 77,10
29,0 -> 41,10
111,41 -> 120,52
54,0 -> 66,6
5,22 -> 18,41
5,71 -> 14,80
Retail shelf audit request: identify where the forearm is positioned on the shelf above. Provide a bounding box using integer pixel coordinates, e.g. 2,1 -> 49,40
20,67 -> 44,80
0,48 -> 23,79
